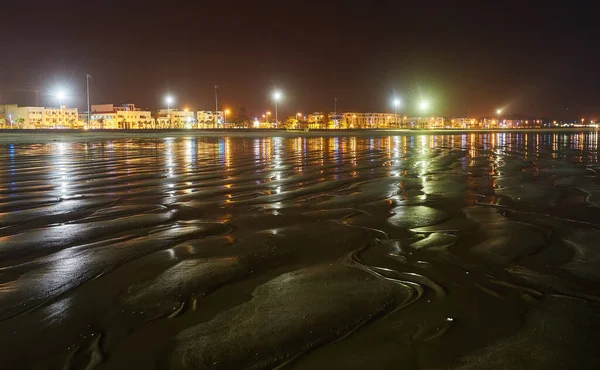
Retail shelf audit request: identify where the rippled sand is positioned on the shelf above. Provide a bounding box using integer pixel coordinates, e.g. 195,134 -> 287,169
1,133 -> 600,369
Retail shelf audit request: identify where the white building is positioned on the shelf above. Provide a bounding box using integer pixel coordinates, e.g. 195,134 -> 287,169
89,104 -> 154,129
196,110 -> 224,128
157,109 -> 195,129
0,104 -> 79,129
343,113 -> 397,129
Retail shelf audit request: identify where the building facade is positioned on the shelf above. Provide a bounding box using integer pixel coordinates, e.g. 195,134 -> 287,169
89,104 -> 154,129
196,111 -> 224,128
343,113 -> 399,129
0,104 -> 79,129
155,109 -> 195,129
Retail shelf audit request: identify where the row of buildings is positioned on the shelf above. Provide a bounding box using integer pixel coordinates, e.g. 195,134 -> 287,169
0,104 -> 226,129
0,104 -> 591,130
296,112 -> 549,130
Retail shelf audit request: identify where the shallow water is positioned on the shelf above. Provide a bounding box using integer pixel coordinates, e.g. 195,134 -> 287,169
1,132 -> 600,369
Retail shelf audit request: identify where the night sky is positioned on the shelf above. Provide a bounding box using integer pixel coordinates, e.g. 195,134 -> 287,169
1,0 -> 599,119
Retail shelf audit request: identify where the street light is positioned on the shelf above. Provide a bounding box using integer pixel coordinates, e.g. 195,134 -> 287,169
418,100 -> 430,129
272,90 -> 282,128
224,109 -> 230,126
496,109 -> 502,115
165,95 -> 174,128
393,98 -> 401,128
55,90 -> 67,129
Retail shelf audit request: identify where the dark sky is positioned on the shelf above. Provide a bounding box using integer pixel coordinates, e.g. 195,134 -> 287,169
1,0 -> 599,119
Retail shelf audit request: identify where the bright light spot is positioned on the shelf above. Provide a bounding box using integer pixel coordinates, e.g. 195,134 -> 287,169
165,95 -> 174,104
273,91 -> 282,101
393,98 -> 401,107
419,100 -> 430,112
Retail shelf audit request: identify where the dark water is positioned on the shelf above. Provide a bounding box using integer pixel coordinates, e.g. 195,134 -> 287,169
2,132 -> 600,369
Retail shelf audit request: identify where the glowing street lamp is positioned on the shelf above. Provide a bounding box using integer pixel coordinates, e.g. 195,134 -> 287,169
165,95 -> 174,128
272,90 -> 282,128
418,100 -> 430,129
393,98 -> 401,128
54,90 -> 67,129
496,109 -> 502,115
224,109 -> 230,126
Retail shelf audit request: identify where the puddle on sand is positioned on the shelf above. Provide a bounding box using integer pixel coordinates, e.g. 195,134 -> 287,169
1,132 -> 600,369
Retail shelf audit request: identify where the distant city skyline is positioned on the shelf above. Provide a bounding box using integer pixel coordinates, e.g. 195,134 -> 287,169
1,2 -> 600,118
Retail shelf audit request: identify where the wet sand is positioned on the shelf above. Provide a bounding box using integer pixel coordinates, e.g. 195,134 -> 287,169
1,132 -> 600,369
0,127 -> 597,142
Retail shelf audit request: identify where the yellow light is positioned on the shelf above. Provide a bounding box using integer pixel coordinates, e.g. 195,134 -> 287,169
267,111 -> 271,115
184,107 -> 189,112
225,109 -> 230,114
297,112 -> 302,116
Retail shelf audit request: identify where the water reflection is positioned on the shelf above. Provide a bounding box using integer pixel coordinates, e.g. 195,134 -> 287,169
0,133 -> 598,202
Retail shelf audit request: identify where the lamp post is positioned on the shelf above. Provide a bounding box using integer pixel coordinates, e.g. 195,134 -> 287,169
334,98 -> 338,128
419,100 -> 430,129
224,109 -> 230,127
86,74 -> 92,129
393,98 -> 401,128
56,91 -> 66,129
214,85 -> 219,129
165,95 -> 174,129
272,91 -> 282,128
495,109 -> 502,128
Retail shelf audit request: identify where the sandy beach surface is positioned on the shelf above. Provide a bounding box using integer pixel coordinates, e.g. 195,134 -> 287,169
1,131 -> 600,369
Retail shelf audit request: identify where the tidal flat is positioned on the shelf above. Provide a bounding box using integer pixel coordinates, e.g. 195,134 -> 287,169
1,132 -> 600,369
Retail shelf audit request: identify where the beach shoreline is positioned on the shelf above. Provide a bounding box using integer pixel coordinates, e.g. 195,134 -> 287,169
0,127 -> 596,142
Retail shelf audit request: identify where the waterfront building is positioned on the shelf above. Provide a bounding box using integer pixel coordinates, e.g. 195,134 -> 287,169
0,104 -> 79,129
196,111 -> 224,128
89,104 -> 154,129
328,113 -> 345,129
401,117 -> 445,129
307,112 -> 325,129
156,109 -> 195,129
449,118 -> 471,128
343,113 -> 398,129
